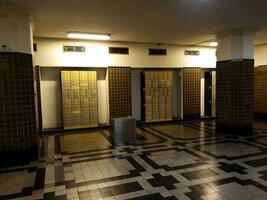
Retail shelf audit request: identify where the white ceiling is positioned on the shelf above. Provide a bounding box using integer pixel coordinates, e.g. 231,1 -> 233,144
2,0 -> 267,45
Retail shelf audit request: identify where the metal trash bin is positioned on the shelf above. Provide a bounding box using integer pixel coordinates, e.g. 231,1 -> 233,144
110,117 -> 136,145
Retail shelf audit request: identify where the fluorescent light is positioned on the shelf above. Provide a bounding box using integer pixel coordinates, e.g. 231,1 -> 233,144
208,41 -> 218,47
68,32 -> 111,40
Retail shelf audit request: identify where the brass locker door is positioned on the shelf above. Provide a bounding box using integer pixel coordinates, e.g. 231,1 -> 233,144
144,71 -> 153,121
61,71 -> 72,129
144,71 -> 173,122
88,71 -> 98,126
79,71 -> 90,127
71,71 -> 82,128
152,72 -> 159,121
61,71 -> 99,130
165,71 -> 173,120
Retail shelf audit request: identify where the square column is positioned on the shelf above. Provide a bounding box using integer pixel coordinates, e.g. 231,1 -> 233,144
216,30 -> 255,134
0,4 -> 37,167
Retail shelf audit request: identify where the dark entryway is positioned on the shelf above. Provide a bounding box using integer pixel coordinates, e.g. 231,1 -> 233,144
204,71 -> 212,117
140,72 -> 146,122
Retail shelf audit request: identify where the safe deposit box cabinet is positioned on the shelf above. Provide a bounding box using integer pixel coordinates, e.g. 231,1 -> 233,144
143,71 -> 173,122
61,71 -> 98,130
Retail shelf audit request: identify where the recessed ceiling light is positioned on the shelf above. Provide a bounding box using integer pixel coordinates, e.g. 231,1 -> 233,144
68,32 -> 111,40
208,41 -> 218,47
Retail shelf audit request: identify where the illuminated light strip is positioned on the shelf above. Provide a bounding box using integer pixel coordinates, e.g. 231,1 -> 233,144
68,32 -> 111,40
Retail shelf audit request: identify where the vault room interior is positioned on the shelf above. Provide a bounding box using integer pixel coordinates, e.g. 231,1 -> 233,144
0,0 -> 267,200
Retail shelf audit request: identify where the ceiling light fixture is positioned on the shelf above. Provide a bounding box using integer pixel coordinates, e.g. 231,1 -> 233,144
68,32 -> 111,40
208,40 -> 218,47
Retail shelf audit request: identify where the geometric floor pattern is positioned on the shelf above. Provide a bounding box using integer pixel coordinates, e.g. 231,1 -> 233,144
0,120 -> 267,200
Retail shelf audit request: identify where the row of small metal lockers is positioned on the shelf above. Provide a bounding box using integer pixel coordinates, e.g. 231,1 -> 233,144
60,70 -> 176,130
59,68 -> 215,130
61,71 -> 98,129
36,66 -> 266,131
143,71 -> 173,122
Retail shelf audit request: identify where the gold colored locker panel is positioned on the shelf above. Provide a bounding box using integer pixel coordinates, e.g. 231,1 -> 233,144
71,71 -> 81,128
80,71 -> 90,127
61,70 -> 99,130
61,71 -> 72,129
144,71 -> 173,122
88,71 -> 98,126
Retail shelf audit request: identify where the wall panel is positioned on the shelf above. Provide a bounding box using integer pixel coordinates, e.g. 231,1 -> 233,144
216,60 -> 253,133
108,67 -> 132,118
183,68 -> 201,120
0,52 -> 37,167
254,66 -> 267,117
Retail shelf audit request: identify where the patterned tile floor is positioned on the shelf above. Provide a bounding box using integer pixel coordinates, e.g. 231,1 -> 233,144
0,120 -> 267,200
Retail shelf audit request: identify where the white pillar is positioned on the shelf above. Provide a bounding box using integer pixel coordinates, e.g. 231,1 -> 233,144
215,29 -> 255,134
0,4 -> 37,167
0,4 -> 33,54
216,29 -> 255,61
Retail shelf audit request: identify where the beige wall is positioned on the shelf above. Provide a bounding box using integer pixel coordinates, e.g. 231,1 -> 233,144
40,68 -> 109,129
0,4 -> 32,54
40,68 -> 62,129
40,67 -> 183,129
34,37 -> 216,68
25,37 -> 267,129
34,37 -> 217,129
255,44 -> 267,66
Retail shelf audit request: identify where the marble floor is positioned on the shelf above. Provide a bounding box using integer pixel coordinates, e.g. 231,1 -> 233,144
0,120 -> 267,200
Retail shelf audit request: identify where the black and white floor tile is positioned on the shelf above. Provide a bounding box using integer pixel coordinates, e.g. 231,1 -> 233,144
0,120 -> 267,200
